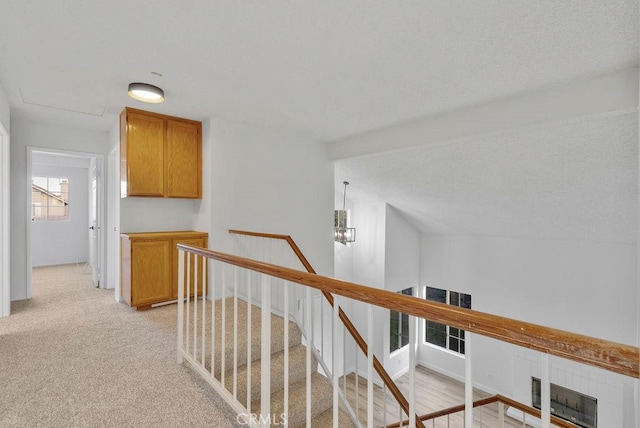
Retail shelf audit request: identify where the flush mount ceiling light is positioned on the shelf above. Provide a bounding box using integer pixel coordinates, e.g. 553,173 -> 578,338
334,181 -> 356,245
127,82 -> 165,104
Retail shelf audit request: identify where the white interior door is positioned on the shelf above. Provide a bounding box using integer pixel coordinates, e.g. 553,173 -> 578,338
88,157 -> 100,287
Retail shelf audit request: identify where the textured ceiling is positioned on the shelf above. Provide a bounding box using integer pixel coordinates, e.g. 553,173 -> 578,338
337,112 -> 638,243
0,1 -> 637,141
1,1 -> 637,241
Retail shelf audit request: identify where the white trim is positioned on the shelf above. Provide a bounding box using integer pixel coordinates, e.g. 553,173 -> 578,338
107,146 -> 121,301
26,147 -> 105,296
0,123 -> 9,317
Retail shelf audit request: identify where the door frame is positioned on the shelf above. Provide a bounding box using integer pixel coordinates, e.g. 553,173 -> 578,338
0,123 -> 9,317
26,147 -> 105,297
107,146 -> 121,301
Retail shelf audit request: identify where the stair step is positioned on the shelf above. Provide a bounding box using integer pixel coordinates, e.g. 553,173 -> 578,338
253,372 -> 334,428
194,298 -> 302,374
312,406 -> 356,427
224,344 -> 311,406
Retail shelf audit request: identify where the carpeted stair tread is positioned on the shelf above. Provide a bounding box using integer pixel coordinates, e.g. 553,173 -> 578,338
311,406 -> 356,427
252,372 -> 334,428
223,343 -> 311,405
189,298 -> 302,374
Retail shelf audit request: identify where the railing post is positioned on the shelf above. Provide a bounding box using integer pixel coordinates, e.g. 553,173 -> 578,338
464,332 -> 472,427
260,274 -> 271,427
541,353 -> 551,428
333,295 -> 339,426
177,249 -> 184,364
246,270 -> 252,413
367,305 -> 373,427
409,312 -> 416,428
283,280 -> 290,425
498,401 -> 505,427
210,259 -> 216,378
306,287 -> 312,427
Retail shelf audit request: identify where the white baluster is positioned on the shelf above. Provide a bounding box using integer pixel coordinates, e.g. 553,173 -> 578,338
498,401 -> 504,427
306,287 -> 312,427
383,384 -> 387,428
409,312 -> 416,428
246,270 -> 252,412
283,280 -> 289,425
356,341 -> 360,421
233,266 -> 239,400
177,249 -> 184,364
260,274 -> 271,427
200,256 -> 206,367
541,353 -> 551,428
367,305 -> 373,428
210,259 -> 216,378
465,332 -> 472,427
221,266 -> 226,387
193,254 -> 198,358
185,253 -> 191,357
333,296 -> 339,426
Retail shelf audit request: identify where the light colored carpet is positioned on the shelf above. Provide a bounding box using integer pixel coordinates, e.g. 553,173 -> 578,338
0,264 -> 241,428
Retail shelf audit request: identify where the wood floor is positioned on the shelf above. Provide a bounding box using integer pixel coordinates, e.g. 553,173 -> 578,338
340,365 -> 526,427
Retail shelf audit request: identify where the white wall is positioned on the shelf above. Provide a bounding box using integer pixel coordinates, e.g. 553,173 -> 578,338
384,204 -> 420,379
31,163 -> 89,267
0,85 -> 9,131
0,85 -> 10,317
209,118 -> 334,277
9,117 -> 108,301
105,121 -> 120,296
331,69 -> 639,427
411,111 -> 639,426
333,192 -> 387,379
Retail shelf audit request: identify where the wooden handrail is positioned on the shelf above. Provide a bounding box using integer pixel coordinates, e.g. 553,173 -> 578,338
228,229 -> 425,427
229,229 -> 316,274
179,243 -> 640,379
387,394 -> 579,428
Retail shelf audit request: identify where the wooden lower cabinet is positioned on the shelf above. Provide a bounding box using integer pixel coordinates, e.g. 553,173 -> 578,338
121,231 -> 208,310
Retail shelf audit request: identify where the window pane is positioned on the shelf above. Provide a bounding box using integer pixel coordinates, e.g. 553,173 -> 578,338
460,293 -> 471,309
390,287 -> 413,352
426,287 -> 446,303
425,321 -> 446,347
449,338 -> 459,353
450,291 -> 459,307
31,176 -> 69,221
400,312 -> 409,347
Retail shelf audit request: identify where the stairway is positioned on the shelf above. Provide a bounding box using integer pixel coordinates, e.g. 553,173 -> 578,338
190,298 -> 354,427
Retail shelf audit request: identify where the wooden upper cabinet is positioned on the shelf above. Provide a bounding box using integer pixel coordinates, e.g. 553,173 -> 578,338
120,107 -> 202,199
166,119 -> 202,198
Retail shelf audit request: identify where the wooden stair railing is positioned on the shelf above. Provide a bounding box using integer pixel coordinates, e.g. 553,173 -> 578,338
387,394 -> 580,428
229,229 -> 426,428
181,242 -> 640,379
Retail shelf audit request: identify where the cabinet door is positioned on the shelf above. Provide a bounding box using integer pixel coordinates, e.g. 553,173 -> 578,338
166,119 -> 201,199
125,112 -> 165,197
173,237 -> 207,299
131,240 -> 172,306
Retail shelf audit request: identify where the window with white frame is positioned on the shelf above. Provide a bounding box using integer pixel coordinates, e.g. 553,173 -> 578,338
31,177 -> 69,221
424,286 -> 471,355
389,287 -> 413,353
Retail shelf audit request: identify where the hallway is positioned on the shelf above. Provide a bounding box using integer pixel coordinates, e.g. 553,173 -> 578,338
0,264 -> 239,427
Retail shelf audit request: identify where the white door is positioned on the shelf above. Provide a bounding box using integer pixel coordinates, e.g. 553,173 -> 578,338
88,157 -> 100,287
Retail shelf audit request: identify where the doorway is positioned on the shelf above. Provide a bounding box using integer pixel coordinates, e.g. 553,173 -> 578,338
26,147 -> 104,297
